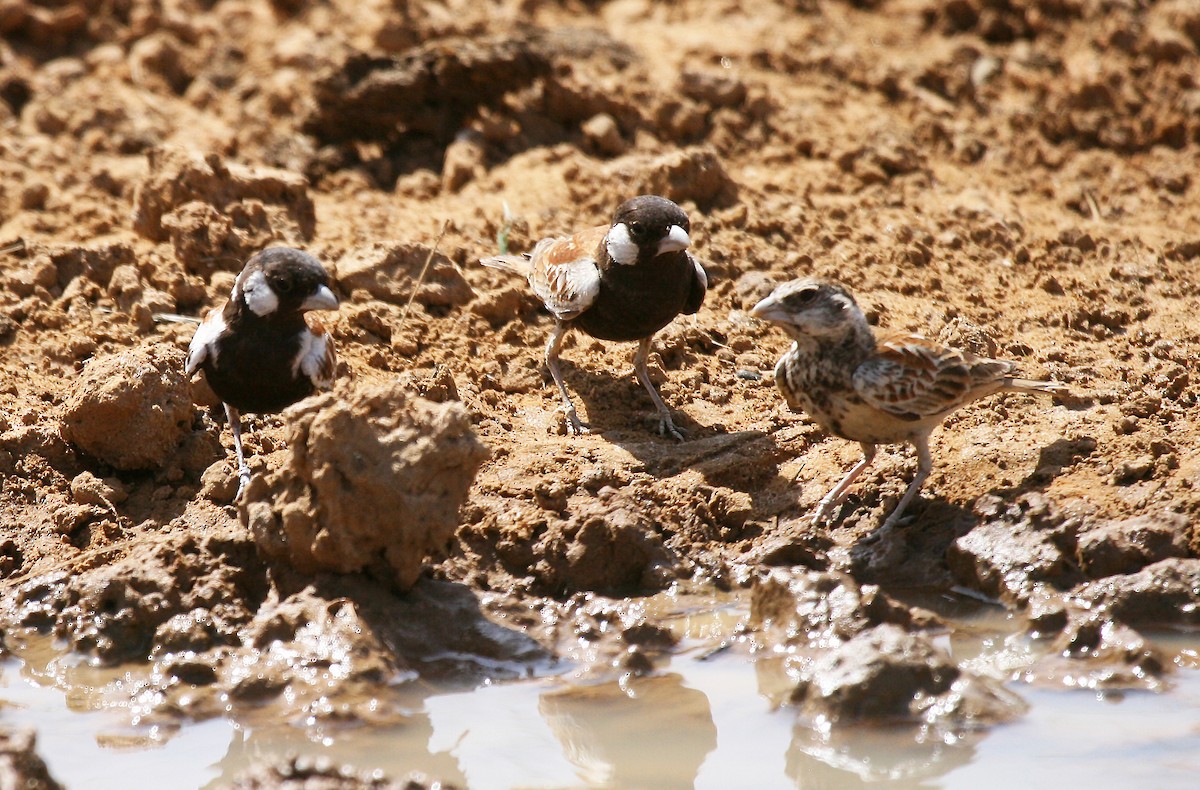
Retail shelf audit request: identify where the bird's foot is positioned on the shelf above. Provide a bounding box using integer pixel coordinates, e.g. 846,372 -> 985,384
859,505 -> 916,545
657,414 -> 685,441
877,508 -> 913,535
811,496 -> 839,526
561,407 -> 591,436
859,519 -> 896,545
234,466 -> 252,502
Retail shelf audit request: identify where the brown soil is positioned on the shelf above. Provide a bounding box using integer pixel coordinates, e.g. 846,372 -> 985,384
2,0 -> 1200,779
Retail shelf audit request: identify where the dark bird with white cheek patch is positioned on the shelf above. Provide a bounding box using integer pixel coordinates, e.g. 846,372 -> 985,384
481,195 -> 707,439
185,247 -> 339,497
751,278 -> 1067,538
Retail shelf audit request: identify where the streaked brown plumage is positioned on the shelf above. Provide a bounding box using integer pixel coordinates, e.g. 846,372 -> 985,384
185,247 -> 339,497
751,278 -> 1067,535
481,195 -> 707,439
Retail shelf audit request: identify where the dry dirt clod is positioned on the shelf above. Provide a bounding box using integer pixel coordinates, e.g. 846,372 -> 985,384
241,380 -> 488,590
333,242 -> 473,309
303,34 -> 553,144
131,146 -> 316,274
603,146 -> 738,209
60,344 -> 195,471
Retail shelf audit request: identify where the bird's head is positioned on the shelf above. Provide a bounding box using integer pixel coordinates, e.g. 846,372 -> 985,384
234,247 -> 339,317
750,278 -> 867,341
605,195 -> 692,266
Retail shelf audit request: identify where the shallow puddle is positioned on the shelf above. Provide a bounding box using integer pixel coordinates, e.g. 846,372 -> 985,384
2,591 -> 1199,789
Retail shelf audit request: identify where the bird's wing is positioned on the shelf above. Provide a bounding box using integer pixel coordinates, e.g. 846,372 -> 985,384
526,226 -> 607,321
683,253 -> 708,315
297,318 -> 338,390
184,308 -> 227,376
852,333 -> 1014,421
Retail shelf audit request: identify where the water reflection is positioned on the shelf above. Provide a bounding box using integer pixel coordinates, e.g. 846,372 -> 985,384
540,673 -> 717,788
416,649 -> 985,790
4,599 -> 1200,788
784,722 -> 977,789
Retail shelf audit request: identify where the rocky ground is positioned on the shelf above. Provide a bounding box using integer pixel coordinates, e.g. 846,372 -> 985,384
2,0 -> 1200,785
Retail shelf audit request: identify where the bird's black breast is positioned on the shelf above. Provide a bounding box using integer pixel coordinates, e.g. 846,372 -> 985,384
203,313 -> 315,414
574,252 -> 702,342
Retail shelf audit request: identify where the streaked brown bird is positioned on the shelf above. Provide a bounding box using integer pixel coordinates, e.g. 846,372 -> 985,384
751,278 -> 1066,535
482,195 -> 707,439
185,247 -> 339,497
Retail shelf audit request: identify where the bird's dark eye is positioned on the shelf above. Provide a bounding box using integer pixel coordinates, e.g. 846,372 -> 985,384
273,277 -> 294,294
794,288 -> 817,304
628,221 -> 647,240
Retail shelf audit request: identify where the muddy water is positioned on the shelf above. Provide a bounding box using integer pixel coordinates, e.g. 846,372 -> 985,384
3,591 -> 1200,789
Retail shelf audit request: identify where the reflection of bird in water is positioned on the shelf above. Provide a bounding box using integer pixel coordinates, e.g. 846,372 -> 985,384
540,672 -> 717,787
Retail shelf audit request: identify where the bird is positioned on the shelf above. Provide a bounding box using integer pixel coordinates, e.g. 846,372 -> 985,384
185,247 -> 339,498
481,195 -> 707,439
750,278 -> 1067,536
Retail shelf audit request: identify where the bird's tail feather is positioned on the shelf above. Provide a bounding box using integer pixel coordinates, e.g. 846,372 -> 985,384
1006,378 -> 1069,397
479,254 -> 533,277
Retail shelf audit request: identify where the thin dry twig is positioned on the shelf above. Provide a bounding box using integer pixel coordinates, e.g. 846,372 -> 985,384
398,220 -> 450,330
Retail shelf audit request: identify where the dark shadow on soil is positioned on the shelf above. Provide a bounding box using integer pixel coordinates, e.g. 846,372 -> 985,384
553,358 -> 800,525
295,572 -> 554,686
845,437 -> 1088,588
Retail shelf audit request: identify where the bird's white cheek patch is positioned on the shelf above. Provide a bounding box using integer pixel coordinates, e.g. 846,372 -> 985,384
240,270 -> 280,316
606,222 -> 639,265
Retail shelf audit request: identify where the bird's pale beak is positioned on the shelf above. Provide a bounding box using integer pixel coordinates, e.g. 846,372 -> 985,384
657,225 -> 691,256
749,295 -> 788,323
301,284 -> 339,311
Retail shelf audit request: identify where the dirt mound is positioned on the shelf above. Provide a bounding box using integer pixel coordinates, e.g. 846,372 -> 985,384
59,343 -> 194,471
242,381 -> 487,589
132,145 -> 316,276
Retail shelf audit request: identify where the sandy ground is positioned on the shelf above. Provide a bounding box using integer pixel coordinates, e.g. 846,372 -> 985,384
2,0 -> 1200,784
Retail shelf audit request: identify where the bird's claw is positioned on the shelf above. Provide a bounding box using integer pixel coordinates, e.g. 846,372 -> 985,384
658,417 -> 685,441
811,497 -> 838,526
562,408 -> 591,436
234,467 -> 252,502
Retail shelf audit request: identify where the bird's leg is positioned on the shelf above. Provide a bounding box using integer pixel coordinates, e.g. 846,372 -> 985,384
812,442 -> 876,525
225,403 -> 252,500
877,436 -> 933,536
634,335 -> 683,440
545,322 -> 588,435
